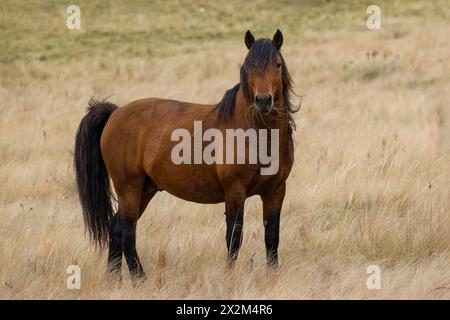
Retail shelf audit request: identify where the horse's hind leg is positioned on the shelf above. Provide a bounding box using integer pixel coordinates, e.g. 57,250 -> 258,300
138,177 -> 158,219
117,213 -> 146,282
107,213 -> 123,278
107,176 -> 157,282
113,177 -> 147,282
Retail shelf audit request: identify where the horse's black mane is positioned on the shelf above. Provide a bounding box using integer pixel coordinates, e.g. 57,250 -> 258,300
216,39 -> 298,130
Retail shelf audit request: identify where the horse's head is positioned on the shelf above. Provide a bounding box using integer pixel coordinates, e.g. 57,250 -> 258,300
241,29 -> 288,114
217,30 -> 296,126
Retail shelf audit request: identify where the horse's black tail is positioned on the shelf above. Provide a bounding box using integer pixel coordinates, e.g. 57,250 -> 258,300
74,99 -> 118,248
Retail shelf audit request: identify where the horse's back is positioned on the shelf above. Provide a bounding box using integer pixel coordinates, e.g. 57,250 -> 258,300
102,97 -> 214,145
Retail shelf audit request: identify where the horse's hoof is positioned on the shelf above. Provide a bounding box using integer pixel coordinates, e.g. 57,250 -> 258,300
131,270 -> 147,286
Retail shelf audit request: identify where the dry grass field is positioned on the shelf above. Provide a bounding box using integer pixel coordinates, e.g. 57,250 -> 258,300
0,0 -> 449,299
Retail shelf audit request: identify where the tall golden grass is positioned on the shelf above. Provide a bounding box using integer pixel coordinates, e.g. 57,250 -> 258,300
0,1 -> 449,299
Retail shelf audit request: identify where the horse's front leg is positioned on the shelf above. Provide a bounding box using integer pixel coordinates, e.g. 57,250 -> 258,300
261,182 -> 286,268
224,185 -> 246,269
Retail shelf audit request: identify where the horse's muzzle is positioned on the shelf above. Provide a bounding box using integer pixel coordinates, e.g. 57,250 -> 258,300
255,94 -> 273,113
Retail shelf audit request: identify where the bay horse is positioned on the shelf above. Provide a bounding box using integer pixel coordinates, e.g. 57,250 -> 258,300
74,29 -> 297,281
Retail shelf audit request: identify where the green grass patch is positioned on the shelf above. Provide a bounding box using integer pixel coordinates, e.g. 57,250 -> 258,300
0,0 -> 448,65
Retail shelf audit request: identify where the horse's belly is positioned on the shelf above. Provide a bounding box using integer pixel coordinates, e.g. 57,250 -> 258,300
149,163 -> 225,204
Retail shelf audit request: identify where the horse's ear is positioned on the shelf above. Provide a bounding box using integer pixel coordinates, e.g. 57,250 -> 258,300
244,30 -> 255,49
272,29 -> 283,50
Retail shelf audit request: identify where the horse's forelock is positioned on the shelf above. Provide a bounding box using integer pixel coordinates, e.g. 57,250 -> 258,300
244,39 -> 278,70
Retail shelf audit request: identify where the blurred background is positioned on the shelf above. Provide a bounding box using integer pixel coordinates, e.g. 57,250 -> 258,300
0,0 -> 449,299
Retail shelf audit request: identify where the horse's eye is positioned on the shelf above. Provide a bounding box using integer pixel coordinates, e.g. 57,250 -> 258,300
277,63 -> 282,69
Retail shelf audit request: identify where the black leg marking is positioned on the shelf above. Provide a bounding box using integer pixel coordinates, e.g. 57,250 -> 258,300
264,211 -> 280,268
226,211 -> 244,268
107,213 -> 123,278
118,214 -> 146,282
